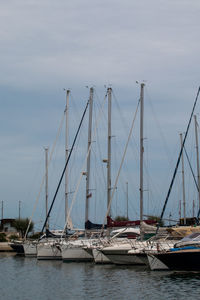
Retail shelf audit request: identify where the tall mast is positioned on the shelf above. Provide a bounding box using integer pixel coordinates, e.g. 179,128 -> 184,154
180,133 -> 186,225
179,200 -> 181,220
19,200 -> 21,220
194,115 -> 200,211
126,181 -> 129,219
193,199 -> 195,218
65,90 -> 70,222
1,201 -> 3,220
85,87 -> 94,225
45,147 -> 49,230
107,87 -> 112,215
140,83 -> 145,226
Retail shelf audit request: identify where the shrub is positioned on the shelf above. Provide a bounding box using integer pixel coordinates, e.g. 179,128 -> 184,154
28,232 -> 41,240
0,233 -> 7,242
114,215 -> 129,221
9,234 -> 19,241
147,215 -> 164,226
13,218 -> 34,238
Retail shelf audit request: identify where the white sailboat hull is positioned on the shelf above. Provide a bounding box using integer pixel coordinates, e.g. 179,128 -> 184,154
144,241 -> 175,270
147,253 -> 168,270
62,246 -> 93,262
101,241 -> 147,265
23,242 -> 37,257
101,247 -> 145,265
92,248 -> 111,264
103,252 -> 144,265
37,241 -> 62,260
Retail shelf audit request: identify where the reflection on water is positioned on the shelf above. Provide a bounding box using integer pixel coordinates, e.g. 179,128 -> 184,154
0,254 -> 200,300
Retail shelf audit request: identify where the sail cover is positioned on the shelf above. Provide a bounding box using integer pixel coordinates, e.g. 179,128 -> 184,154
107,216 -> 157,227
85,220 -> 106,230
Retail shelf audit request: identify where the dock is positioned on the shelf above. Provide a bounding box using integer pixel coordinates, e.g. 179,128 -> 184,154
0,242 -> 14,252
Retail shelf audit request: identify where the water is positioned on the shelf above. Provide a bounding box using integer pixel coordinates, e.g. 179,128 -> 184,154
1,253 -> 200,300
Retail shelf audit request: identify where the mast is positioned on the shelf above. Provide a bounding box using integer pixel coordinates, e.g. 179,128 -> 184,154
45,147 -> 49,230
194,115 -> 200,212
140,83 -> 145,227
19,200 -> 21,220
65,90 -> 70,222
180,133 -> 186,225
85,87 -> 94,225
107,87 -> 112,215
126,181 -> 129,219
1,201 -> 3,220
193,199 -> 195,218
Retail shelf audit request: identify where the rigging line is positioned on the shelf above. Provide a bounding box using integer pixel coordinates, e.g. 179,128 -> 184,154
187,131 -> 195,207
69,91 -> 88,155
70,92 -> 89,145
157,86 -> 200,233
90,103 -> 106,185
184,145 -> 199,192
67,105 -> 89,196
50,125 -> 66,186
101,98 -> 141,233
41,98 -> 90,234
90,146 -> 105,190
120,174 -> 139,217
112,95 -> 141,175
97,131 -> 107,186
67,124 -> 85,189
112,129 -> 140,216
54,191 -> 66,227
143,154 -> 166,213
94,88 -> 107,124
94,115 -> 106,186
113,90 -> 139,149
197,202 -> 200,222
70,92 -> 81,124
92,98 -> 106,187
61,91 -> 108,236
112,89 -> 130,130
113,165 -> 138,217
113,136 -> 118,216
194,117 -> 200,220
145,136 -> 150,215
145,88 -> 174,167
24,110 -> 65,239
94,138 -> 97,221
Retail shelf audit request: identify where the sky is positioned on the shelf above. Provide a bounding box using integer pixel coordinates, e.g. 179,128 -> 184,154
1,0 -> 200,230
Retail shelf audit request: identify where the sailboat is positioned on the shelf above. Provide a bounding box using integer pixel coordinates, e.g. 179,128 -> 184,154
61,87 -> 100,262
62,86 -> 137,263
23,148 -> 49,258
9,239 -> 24,255
150,232 -> 200,271
10,148 -> 50,257
100,83 -> 150,265
145,89 -> 200,270
98,84 -> 175,265
37,90 -> 70,260
37,90 -> 90,260
83,87 -> 113,264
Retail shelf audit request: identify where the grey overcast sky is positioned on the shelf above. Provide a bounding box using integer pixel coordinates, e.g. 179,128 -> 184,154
1,0 -> 200,229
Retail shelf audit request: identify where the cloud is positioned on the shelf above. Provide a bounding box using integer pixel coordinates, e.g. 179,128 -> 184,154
1,0 -> 200,224
0,0 -> 199,90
